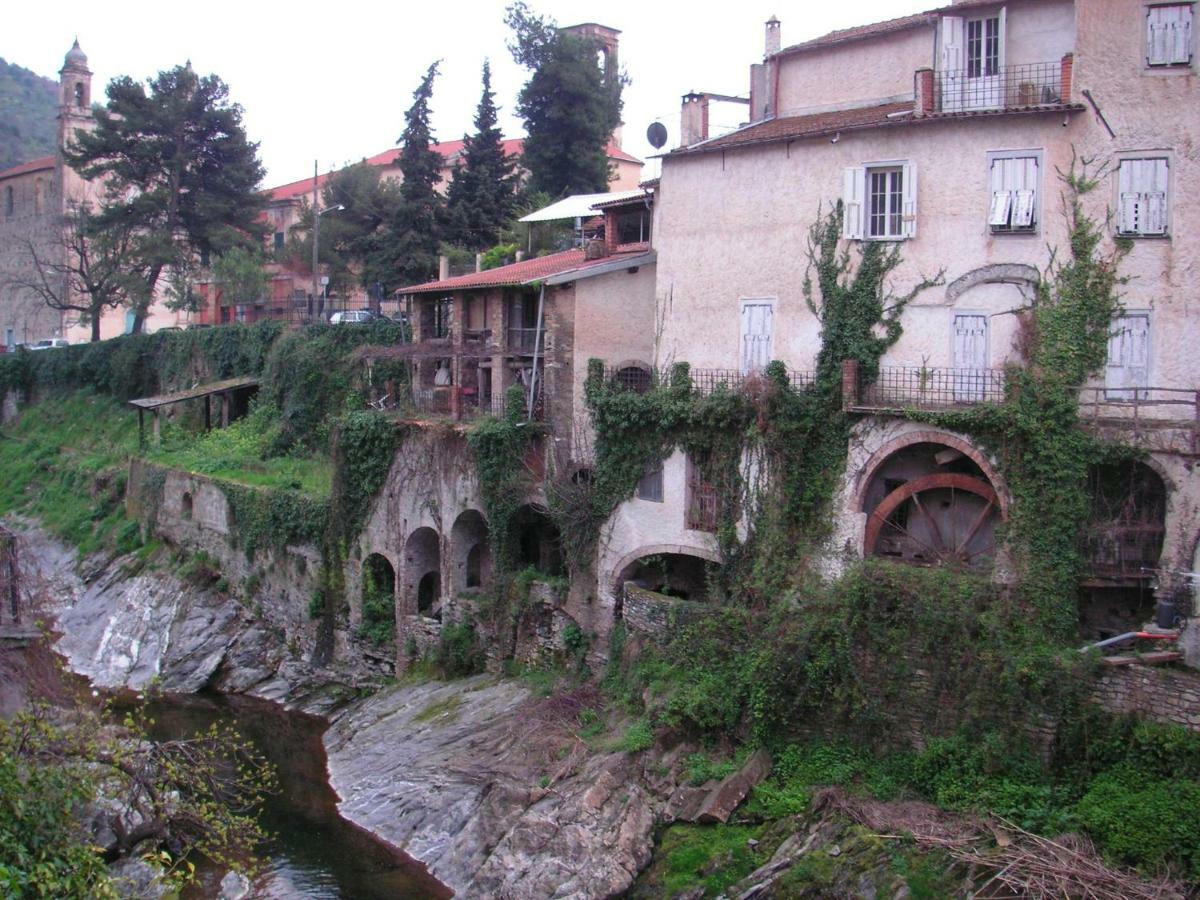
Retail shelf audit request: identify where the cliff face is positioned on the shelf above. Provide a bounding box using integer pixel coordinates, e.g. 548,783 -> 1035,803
0,58 -> 57,173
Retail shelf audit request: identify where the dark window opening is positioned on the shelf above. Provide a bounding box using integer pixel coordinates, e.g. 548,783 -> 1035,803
637,460 -> 664,502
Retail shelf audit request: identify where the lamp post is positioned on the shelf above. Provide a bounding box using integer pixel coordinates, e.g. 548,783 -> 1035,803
309,159 -> 344,318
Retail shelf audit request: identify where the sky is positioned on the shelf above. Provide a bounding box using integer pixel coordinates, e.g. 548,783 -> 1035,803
6,0 -> 932,188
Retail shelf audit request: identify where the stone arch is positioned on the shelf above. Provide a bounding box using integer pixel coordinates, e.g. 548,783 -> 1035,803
610,542 -> 723,598
450,509 -> 491,593
180,491 -> 193,521
1084,459 -> 1168,579
610,359 -> 654,394
361,552 -> 397,642
403,527 -> 442,620
855,430 -> 1009,517
74,81 -> 86,107
858,433 -> 1007,568
945,263 -> 1040,304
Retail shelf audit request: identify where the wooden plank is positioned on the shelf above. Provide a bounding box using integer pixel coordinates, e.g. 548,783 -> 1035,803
1101,651 -> 1182,667
128,376 -> 261,410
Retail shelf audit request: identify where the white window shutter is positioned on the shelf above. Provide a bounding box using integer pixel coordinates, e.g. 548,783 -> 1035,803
997,6 -> 1008,69
1143,193 -> 1167,234
901,162 -> 917,238
1012,190 -> 1035,227
842,167 -> 865,240
988,191 -> 1012,226
940,16 -> 965,70
1148,7 -> 1169,64
1177,7 -> 1194,63
1117,160 -> 1137,234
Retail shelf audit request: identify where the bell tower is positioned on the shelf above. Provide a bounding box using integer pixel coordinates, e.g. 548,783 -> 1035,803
58,39 -> 94,153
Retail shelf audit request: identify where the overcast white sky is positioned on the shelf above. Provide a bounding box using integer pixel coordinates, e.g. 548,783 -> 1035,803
7,0 -> 930,188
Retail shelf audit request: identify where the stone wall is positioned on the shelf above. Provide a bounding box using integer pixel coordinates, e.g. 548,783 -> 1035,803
126,458 -> 324,661
1090,664 -> 1200,732
622,583 -> 712,642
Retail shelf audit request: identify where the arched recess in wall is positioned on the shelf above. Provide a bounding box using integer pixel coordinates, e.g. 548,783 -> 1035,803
361,552 -> 397,641
511,504 -> 563,576
859,436 -> 1006,570
403,527 -> 442,621
180,491 -> 193,521
450,509 -> 491,594
609,359 -> 654,394
610,543 -> 724,605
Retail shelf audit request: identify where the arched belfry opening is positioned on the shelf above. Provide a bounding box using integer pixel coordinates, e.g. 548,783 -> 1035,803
861,440 -> 1004,570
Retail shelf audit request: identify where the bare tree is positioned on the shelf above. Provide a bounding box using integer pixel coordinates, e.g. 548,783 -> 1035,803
5,199 -> 147,342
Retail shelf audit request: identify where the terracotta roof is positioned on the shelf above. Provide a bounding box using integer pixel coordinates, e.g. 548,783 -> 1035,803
399,245 -> 651,294
774,12 -> 932,57
678,101 -> 914,154
0,155 -> 55,182
266,140 -> 641,202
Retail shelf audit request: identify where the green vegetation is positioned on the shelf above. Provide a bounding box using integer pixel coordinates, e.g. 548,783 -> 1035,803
466,386 -> 537,570
0,56 -> 57,173
653,823 -> 766,898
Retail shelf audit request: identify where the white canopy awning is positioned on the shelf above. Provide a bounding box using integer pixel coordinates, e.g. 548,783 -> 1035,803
518,190 -> 644,223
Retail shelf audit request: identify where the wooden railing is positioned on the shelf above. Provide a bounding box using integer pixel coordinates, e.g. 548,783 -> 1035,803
1077,387 -> 1199,457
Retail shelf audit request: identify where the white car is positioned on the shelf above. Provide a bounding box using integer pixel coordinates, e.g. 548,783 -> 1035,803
28,339 -> 70,351
329,310 -> 376,325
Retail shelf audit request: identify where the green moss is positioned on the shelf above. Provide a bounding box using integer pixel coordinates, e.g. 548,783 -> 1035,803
641,823 -> 766,899
412,693 -> 463,724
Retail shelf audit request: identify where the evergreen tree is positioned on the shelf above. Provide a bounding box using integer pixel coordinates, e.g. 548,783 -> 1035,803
446,61 -> 518,251
390,62 -> 444,287
65,63 -> 265,333
505,3 -> 623,197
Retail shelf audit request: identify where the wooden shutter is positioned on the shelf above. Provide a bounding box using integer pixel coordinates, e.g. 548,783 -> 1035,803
997,7 -> 1008,69
901,162 -> 917,238
741,302 -> 774,375
842,167 -> 865,239
988,191 -> 1012,227
1012,190 -> 1036,228
1148,5 -> 1192,65
940,16 -> 966,111
1106,314 -> 1150,399
1143,158 -> 1169,235
952,314 -> 988,401
1177,6 -> 1194,63
1117,160 -> 1139,234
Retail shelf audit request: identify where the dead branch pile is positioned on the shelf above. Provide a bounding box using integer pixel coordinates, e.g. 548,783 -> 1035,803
818,787 -> 1188,900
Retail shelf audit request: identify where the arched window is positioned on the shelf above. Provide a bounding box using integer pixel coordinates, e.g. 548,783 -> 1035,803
180,492 -> 194,520
34,179 -> 43,215
4,186 -> 13,218
74,82 -> 85,107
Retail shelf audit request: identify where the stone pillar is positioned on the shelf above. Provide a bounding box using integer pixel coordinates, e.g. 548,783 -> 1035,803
841,359 -> 859,409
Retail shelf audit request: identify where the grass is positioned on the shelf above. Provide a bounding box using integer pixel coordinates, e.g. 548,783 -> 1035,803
412,693 -> 462,724
148,400 -> 330,497
0,390 -> 140,555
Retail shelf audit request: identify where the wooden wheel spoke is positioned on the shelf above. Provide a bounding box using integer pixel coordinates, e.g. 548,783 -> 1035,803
882,516 -> 941,558
957,498 -> 995,555
910,493 -> 949,554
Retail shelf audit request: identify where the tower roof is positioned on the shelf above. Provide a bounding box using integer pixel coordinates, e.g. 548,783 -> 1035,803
62,39 -> 89,72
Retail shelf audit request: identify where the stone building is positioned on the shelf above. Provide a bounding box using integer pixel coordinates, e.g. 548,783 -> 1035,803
591,0 -> 1199,642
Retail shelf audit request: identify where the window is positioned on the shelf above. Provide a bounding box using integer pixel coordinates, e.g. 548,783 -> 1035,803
273,231 -> 285,251
1146,4 -> 1193,66
636,460 -> 664,502
843,163 -> 917,240
740,300 -> 774,375
987,151 -> 1040,232
1105,313 -> 1150,400
434,296 -> 453,338
967,15 -> 1001,78
4,186 -> 12,218
1116,157 -> 1169,236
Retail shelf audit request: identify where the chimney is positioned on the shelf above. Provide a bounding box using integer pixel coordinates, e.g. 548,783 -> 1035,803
765,16 -> 781,56
680,92 -> 708,146
438,255 -> 449,281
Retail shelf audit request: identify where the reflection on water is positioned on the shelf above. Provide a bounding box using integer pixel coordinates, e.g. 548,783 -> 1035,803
123,692 -> 449,900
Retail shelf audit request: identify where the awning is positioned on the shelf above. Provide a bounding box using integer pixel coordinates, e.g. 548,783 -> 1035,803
518,190 -> 644,223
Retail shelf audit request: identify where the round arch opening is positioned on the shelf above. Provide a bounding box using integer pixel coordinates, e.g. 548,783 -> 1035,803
404,527 -> 442,621
361,553 -> 396,644
615,550 -> 721,602
450,509 -> 491,593
861,440 -> 1004,570
511,505 -> 563,576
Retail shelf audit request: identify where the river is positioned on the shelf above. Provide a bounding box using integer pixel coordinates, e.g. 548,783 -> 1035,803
121,691 -> 450,899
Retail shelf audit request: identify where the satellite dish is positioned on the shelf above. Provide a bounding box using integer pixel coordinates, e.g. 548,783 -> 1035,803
646,122 -> 668,149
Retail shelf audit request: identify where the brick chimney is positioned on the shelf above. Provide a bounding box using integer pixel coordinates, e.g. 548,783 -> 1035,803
765,16 -> 781,56
680,92 -> 708,146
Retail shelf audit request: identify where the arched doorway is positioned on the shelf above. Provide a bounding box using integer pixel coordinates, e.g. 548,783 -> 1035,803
404,527 -> 442,621
511,505 -> 563,576
861,440 -> 1004,570
616,551 -> 719,602
360,553 -> 396,645
1079,460 -> 1168,638
450,510 -> 491,593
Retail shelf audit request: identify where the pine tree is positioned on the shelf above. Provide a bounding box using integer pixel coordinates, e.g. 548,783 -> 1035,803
506,3 -> 623,197
390,62 -> 444,287
446,61 -> 518,251
65,64 -> 265,332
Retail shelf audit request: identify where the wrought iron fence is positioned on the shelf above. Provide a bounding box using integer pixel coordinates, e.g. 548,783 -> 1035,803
407,382 -> 544,422
599,365 -> 816,396
936,61 -> 1064,113
1084,523 -> 1166,579
508,327 -> 545,353
858,367 -> 1008,409
1077,386 -> 1200,457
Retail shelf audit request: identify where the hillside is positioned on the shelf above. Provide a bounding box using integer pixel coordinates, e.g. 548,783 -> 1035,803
0,57 -> 57,173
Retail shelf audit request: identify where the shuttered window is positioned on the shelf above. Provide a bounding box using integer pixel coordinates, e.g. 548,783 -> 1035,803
1117,157 -> 1170,236
740,300 -> 774,375
843,162 -> 917,240
636,460 -> 664,502
988,152 -> 1039,232
1146,4 -> 1193,66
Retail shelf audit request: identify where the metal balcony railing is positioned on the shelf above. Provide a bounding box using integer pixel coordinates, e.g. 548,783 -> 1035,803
853,366 -> 1009,410
1077,386 -> 1200,457
599,365 -> 816,396
508,327 -> 545,353
936,61 -> 1065,113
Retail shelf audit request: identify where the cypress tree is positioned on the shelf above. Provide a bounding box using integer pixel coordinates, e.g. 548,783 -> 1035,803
390,62 -> 444,286
446,61 -> 518,251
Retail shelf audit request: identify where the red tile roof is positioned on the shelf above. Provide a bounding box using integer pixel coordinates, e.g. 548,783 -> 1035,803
399,245 -> 650,294
0,155 -> 55,182
679,101 -> 914,154
266,140 -> 641,202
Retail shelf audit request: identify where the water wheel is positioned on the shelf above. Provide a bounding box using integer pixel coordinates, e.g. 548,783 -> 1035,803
865,472 -> 1001,568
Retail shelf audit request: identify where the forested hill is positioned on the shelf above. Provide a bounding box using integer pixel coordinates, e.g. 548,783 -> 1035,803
0,57 -> 57,172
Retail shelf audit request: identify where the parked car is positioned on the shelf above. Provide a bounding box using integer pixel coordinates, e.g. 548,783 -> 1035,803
329,310 -> 377,325
28,339 -> 69,351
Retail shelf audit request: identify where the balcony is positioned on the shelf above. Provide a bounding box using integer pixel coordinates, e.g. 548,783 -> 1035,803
600,365 -> 816,396
508,327 -> 545,353
843,363 -> 1008,411
408,382 -> 544,422
922,56 -> 1074,115
1077,387 -> 1200,458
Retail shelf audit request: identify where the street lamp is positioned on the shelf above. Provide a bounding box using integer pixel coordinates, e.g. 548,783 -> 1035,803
310,159 -> 345,317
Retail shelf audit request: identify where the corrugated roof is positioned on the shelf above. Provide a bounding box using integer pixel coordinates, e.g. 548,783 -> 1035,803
0,155 -> 55,182
519,189 -> 644,222
398,244 -> 652,294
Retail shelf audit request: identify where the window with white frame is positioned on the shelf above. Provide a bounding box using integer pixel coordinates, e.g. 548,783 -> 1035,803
1146,4 -> 1193,66
987,151 -> 1040,233
842,162 -> 917,240
1116,157 -> 1170,236
967,15 -> 1002,77
636,459 -> 664,502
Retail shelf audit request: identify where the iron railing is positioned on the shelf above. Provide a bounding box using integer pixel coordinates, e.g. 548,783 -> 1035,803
936,61 -> 1065,113
855,366 -> 1009,409
1077,386 -> 1200,457
1084,523 -> 1166,579
508,327 -> 545,353
599,365 -> 816,396
407,382 -> 543,422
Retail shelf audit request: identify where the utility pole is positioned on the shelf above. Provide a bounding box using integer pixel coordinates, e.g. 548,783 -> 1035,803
311,160 -> 319,317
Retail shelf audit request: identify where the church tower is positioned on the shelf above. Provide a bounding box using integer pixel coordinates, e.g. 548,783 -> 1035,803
56,40 -> 95,207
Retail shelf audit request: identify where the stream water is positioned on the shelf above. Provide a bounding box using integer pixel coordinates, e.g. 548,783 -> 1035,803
123,691 -> 449,899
